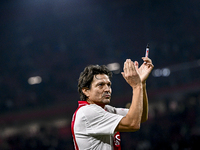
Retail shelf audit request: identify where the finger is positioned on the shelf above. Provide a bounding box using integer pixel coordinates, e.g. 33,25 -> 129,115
123,59 -> 128,74
121,72 -> 125,77
125,59 -> 131,73
145,62 -> 154,68
128,59 -> 132,71
142,57 -> 152,63
134,61 -> 139,70
147,63 -> 154,68
129,59 -> 136,73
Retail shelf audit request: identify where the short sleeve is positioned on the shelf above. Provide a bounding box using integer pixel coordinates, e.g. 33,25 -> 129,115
81,104 -> 123,135
115,108 -> 129,116
104,105 -> 129,116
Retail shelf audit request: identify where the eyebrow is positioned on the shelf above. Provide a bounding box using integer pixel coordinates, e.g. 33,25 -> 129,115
97,81 -> 111,85
96,80 -> 112,85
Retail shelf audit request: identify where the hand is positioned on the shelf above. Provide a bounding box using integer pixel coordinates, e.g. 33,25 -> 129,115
121,59 -> 142,88
134,57 -> 154,84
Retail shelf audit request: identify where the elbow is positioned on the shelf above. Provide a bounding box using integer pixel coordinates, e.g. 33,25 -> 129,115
116,117 -> 142,132
127,116 -> 142,131
130,122 -> 141,131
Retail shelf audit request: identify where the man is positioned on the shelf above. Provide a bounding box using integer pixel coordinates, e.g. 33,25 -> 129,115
71,57 -> 154,150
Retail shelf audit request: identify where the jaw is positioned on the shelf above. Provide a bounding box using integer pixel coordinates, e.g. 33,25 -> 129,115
87,96 -> 111,108
101,98 -> 111,105
95,98 -> 111,108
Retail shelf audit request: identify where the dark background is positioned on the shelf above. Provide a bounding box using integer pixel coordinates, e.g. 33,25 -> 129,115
0,0 -> 200,149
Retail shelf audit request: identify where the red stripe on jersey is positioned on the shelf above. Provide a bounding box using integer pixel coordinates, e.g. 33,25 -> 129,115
71,101 -> 90,150
71,101 -> 121,150
113,132 -> 121,150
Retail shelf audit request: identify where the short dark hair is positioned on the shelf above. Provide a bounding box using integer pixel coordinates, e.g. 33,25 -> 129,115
78,65 -> 112,101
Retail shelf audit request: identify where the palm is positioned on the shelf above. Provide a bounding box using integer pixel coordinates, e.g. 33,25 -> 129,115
137,64 -> 150,82
135,58 -> 154,83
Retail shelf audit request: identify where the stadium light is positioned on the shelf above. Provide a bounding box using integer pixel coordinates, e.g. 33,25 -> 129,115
28,76 -> 42,85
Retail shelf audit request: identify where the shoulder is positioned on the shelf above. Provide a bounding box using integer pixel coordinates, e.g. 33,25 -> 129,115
77,104 -> 106,119
80,104 -> 105,113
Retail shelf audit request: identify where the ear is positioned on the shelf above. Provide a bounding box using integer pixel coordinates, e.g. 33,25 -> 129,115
82,87 -> 90,97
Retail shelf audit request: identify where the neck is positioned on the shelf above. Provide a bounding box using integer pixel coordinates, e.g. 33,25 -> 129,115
86,100 -> 105,108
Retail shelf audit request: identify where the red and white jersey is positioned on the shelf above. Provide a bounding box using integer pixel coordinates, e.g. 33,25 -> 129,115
71,101 -> 128,150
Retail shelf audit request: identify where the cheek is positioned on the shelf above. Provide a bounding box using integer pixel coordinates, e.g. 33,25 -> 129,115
95,90 -> 103,98
90,90 -> 101,97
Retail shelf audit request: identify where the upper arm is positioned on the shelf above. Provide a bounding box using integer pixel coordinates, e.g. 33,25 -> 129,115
115,116 -> 141,132
105,106 -> 141,132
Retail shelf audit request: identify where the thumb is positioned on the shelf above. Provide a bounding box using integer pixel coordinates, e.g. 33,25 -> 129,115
121,72 -> 125,79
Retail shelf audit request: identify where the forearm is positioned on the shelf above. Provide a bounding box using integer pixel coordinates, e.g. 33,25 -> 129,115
141,83 -> 148,122
118,84 -> 143,131
115,58 -> 147,132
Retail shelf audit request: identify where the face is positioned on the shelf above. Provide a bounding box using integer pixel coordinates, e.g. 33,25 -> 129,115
83,74 -> 112,107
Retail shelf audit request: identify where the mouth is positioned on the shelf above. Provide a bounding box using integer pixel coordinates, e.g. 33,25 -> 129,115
104,94 -> 111,99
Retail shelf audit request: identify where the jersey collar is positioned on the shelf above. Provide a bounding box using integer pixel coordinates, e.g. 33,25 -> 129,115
78,101 -> 90,107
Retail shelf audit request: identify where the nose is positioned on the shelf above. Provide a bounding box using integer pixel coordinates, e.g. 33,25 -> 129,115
104,84 -> 111,93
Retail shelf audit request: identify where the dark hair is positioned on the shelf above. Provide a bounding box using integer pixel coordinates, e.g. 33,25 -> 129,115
78,65 -> 112,101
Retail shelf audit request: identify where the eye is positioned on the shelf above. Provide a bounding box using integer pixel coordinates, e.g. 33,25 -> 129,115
98,83 -> 103,87
107,83 -> 111,87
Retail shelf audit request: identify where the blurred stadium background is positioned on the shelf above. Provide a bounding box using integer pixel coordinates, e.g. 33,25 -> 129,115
0,0 -> 200,149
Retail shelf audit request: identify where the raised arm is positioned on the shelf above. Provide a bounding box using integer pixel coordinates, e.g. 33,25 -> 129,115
141,83 -> 148,122
115,59 -> 143,132
115,58 -> 154,132
135,57 -> 154,123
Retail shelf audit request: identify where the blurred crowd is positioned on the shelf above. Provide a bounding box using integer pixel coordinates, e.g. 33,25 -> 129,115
0,125 -> 73,150
0,0 -> 200,114
121,92 -> 200,150
0,0 -> 200,149
0,92 -> 199,150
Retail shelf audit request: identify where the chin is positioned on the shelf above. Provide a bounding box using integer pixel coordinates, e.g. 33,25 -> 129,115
103,99 -> 110,104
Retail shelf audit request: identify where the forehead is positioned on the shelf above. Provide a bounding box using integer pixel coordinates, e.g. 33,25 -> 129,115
92,74 -> 111,84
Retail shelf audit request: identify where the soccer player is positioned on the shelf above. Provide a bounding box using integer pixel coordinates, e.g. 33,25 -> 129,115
71,57 -> 154,150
